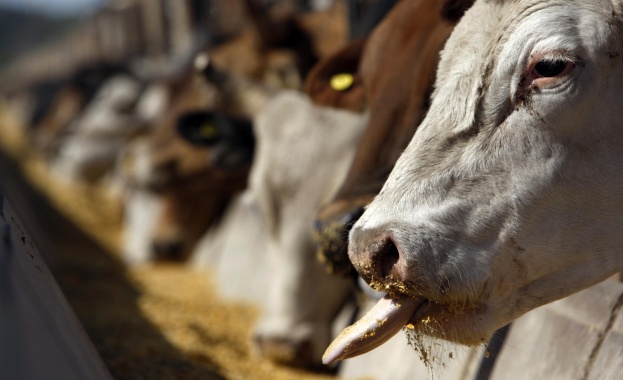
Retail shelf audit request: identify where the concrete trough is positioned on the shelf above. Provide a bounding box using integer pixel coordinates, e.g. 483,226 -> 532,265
0,189 -> 112,380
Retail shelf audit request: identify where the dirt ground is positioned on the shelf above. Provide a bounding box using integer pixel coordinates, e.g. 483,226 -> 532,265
0,106 -> 336,380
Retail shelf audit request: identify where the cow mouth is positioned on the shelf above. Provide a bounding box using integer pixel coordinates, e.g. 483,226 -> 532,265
322,295 -> 430,365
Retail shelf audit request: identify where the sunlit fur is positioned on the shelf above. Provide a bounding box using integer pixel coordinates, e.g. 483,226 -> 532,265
250,90 -> 367,365
350,0 -> 623,345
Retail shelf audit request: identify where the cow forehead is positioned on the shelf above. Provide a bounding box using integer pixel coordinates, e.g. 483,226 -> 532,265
429,0 -> 616,132
377,0 -> 621,197
439,0 -> 617,81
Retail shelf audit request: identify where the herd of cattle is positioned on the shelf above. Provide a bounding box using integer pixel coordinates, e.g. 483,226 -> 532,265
3,0 -> 623,378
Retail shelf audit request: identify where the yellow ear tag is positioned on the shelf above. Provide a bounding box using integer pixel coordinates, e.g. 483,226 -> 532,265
330,73 -> 354,91
199,123 -> 218,139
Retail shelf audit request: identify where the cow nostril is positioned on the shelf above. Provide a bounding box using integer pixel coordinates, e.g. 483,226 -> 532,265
152,241 -> 185,261
378,240 -> 400,278
313,219 -> 324,233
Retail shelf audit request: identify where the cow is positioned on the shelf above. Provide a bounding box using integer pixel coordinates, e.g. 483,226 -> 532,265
28,63 -> 125,158
48,72 -> 168,184
119,68 -> 254,264
324,0 -> 623,365
313,0 -> 459,277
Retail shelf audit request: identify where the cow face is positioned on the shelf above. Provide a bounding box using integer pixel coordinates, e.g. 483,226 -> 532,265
49,75 -> 168,184
326,0 -> 623,363
248,90 -> 366,368
193,39 -> 368,368
120,72 -> 254,264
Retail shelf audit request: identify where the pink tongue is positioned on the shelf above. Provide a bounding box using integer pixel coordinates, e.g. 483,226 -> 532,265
323,295 -> 424,365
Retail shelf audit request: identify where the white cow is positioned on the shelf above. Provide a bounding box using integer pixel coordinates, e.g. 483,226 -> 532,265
248,89 -> 366,367
51,75 -> 168,183
325,0 -> 623,364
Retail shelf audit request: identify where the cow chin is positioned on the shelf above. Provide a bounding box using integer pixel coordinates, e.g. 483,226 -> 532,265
406,301 -> 496,346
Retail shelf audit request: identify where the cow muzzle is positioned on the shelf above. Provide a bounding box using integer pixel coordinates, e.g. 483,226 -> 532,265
348,226 -> 415,298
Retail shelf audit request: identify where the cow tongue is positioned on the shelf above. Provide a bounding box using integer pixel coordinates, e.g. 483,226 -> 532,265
323,295 -> 425,365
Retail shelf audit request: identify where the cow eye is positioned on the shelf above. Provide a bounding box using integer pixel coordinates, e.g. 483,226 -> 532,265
533,59 -> 571,78
200,123 -> 219,140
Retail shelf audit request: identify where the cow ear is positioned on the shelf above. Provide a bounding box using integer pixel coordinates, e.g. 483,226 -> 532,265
304,38 -> 367,112
176,111 -> 221,146
441,0 -> 476,24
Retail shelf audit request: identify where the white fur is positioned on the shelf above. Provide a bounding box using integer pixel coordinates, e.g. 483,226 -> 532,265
121,187 -> 165,265
250,90 -> 367,363
51,77 -> 167,183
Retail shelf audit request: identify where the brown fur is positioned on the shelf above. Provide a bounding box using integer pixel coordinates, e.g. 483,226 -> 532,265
314,0 -> 456,273
126,71 -> 249,260
304,38 -> 367,113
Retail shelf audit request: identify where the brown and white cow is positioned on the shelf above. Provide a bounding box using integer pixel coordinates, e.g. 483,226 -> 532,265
28,64 -> 124,158
313,0 -> 462,277
48,73 -> 168,183
325,0 -> 623,364
119,68 -> 254,264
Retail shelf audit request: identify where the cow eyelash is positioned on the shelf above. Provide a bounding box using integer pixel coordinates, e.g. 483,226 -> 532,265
533,59 -> 571,78
529,50 -> 578,74
519,53 -> 578,90
531,58 -> 575,79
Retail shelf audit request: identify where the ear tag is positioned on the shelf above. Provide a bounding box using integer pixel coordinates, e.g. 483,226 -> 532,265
330,73 -> 354,91
199,123 -> 218,139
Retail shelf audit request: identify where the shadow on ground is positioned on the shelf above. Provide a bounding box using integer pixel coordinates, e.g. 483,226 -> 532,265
0,149 -> 224,380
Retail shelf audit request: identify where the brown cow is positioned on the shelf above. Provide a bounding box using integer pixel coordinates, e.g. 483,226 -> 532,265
313,0 -> 466,276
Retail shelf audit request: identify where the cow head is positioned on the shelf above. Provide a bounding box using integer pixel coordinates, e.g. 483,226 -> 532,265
325,0 -> 623,363
120,73 -> 254,264
30,63 -> 122,157
313,0 -> 456,277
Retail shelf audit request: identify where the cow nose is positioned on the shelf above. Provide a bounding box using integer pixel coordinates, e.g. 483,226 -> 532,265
348,226 -> 406,294
151,240 -> 185,261
313,206 -> 365,276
